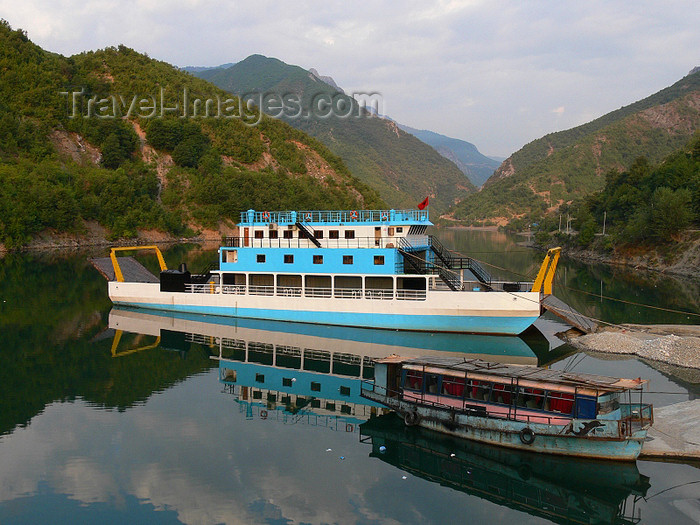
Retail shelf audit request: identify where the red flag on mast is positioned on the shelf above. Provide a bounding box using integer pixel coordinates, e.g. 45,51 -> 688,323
417,196 -> 429,210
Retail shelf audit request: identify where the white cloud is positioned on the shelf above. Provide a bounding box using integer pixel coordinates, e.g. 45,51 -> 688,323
1,0 -> 698,156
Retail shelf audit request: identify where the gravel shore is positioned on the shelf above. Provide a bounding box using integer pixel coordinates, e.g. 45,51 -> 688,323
566,328 -> 700,370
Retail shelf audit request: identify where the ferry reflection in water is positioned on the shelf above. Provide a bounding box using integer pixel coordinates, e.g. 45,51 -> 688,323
109,307 -> 565,429
360,414 -> 650,525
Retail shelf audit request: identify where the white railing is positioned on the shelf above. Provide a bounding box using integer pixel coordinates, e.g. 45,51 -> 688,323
185,283 -> 217,294
305,287 -> 332,298
184,283 -> 426,301
277,286 -> 302,297
222,285 -> 246,295
396,289 -> 427,301
248,285 -> 274,296
364,289 -> 393,300
334,288 -> 364,299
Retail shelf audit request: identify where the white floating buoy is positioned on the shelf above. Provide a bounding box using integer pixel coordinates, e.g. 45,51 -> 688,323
402,476 -> 407,480
379,445 -> 386,453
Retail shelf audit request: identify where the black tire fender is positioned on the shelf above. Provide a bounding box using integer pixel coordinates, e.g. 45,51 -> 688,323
404,411 -> 419,426
519,427 -> 536,445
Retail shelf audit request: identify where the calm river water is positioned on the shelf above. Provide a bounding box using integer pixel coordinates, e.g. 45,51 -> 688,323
0,230 -> 699,524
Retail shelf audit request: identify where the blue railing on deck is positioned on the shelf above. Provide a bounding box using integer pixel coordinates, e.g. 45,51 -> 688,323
239,209 -> 430,225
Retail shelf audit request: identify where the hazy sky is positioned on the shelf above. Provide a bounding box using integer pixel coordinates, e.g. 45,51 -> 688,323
3,0 -> 699,157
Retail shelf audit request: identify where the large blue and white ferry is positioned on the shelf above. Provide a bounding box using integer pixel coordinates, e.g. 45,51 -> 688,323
108,208 -> 561,335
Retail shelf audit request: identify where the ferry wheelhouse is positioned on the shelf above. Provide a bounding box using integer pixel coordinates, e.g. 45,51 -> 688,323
361,356 -> 654,460
108,208 -> 561,335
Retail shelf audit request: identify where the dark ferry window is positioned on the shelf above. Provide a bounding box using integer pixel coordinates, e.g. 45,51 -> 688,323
339,386 -> 351,396
254,230 -> 264,239
283,230 -> 293,239
282,377 -> 293,387
343,255 -> 353,265
269,230 -> 278,239
256,254 -> 266,263
374,255 -> 385,265
284,254 -> 294,264
491,383 -> 513,405
311,399 -> 321,408
329,230 -> 339,239
253,391 -> 262,399
326,402 -> 336,411
425,374 -> 439,394
314,230 -> 324,239
442,376 -> 466,398
548,391 -> 575,415
467,380 -> 491,401
404,370 -> 423,391
345,230 -> 355,239
255,373 -> 265,383
396,227 -> 403,233
311,382 -> 321,392
313,255 -> 324,264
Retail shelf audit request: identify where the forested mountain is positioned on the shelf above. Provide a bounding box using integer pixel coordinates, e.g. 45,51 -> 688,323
0,21 -> 383,249
192,55 -> 475,214
449,69 -> 700,224
397,124 -> 499,187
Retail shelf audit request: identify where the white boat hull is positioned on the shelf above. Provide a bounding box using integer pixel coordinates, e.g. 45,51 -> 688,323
109,281 -> 541,335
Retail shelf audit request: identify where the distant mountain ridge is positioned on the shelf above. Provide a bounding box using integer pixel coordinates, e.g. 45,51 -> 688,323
193,54 -> 476,214
448,68 -> 700,224
397,124 -> 499,187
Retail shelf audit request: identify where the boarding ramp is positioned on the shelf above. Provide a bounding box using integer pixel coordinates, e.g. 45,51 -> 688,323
541,294 -> 598,334
91,256 -> 159,282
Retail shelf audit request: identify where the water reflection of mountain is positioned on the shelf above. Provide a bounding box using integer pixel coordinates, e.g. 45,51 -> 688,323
360,414 -> 650,525
109,308 -> 570,428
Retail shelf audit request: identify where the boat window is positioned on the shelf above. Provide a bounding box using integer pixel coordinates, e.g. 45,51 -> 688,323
256,254 -> 266,263
255,374 -> 265,383
597,393 -> 620,415
396,227 -> 403,233
326,402 -> 335,411
466,380 -> 491,401
311,382 -> 321,392
314,230 -> 324,239
576,395 -> 597,419
425,374 -> 440,394
516,387 -> 546,410
329,230 -> 339,239
224,250 -> 238,263
404,370 -> 423,392
490,383 -> 513,405
548,391 -> 575,415
343,255 -> 354,265
283,230 -> 293,239
374,255 -> 385,265
339,386 -> 351,396
284,254 -> 294,264
269,230 -> 278,239
442,375 -> 466,398
313,255 -> 323,264
254,230 -> 264,239
345,230 -> 355,239
282,378 -> 293,387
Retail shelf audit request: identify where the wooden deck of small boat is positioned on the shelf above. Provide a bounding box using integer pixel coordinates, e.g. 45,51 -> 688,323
541,294 -> 598,334
640,400 -> 700,460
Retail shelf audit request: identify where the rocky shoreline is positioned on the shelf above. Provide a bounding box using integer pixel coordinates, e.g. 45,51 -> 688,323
565,325 -> 700,370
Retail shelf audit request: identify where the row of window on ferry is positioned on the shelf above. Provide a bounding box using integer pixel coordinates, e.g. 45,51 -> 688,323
402,370 -> 585,416
249,254 -> 386,265
249,227 -> 404,240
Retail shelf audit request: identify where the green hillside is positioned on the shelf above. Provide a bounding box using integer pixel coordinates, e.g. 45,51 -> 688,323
397,124 -> 499,187
449,70 -> 700,225
0,22 -> 383,249
192,55 -> 475,215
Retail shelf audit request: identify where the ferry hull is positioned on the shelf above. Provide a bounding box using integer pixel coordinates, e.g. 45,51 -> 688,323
109,282 -> 541,335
